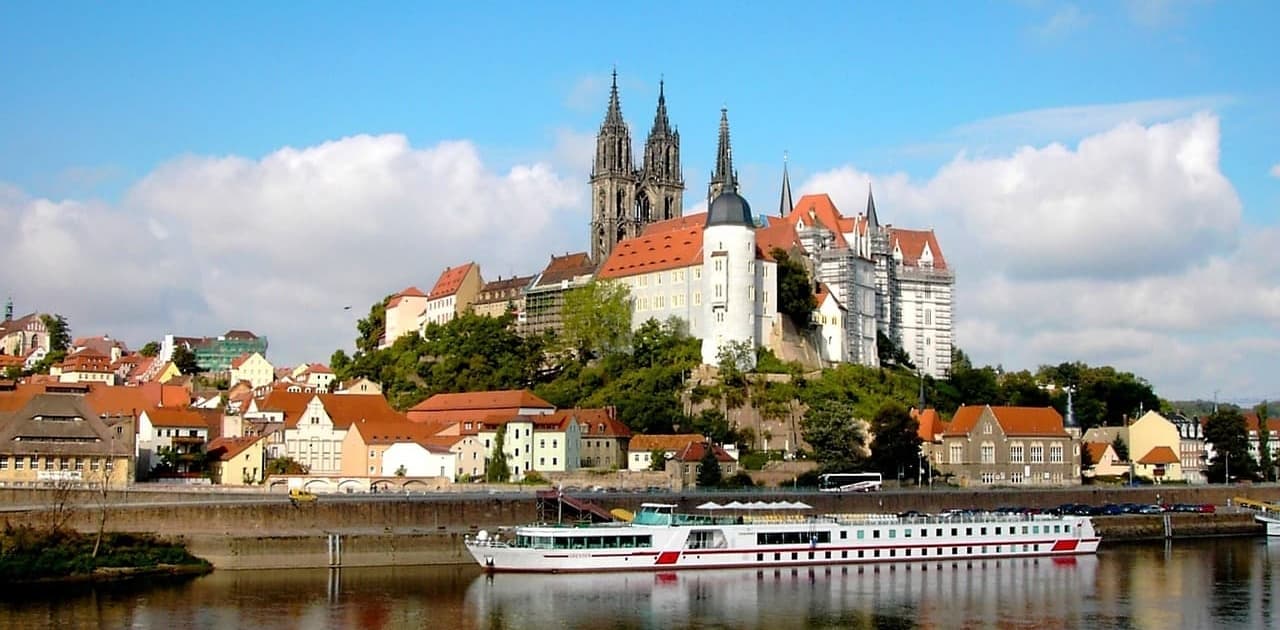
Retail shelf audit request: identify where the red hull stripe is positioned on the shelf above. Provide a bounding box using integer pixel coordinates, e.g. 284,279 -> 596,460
1050,539 -> 1079,552
655,551 -> 681,565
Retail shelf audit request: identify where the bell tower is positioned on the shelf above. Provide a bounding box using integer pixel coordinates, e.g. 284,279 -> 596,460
589,69 -> 638,264
638,79 -> 684,224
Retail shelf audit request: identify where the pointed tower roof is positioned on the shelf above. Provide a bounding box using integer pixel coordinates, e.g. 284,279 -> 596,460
602,67 -> 625,128
779,152 -> 794,217
649,78 -> 671,137
865,183 -> 880,229
712,107 -> 736,189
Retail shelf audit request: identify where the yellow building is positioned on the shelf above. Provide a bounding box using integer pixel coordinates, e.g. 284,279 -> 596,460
207,435 -> 265,485
1128,411 -> 1185,482
0,388 -> 133,487
230,352 -> 274,389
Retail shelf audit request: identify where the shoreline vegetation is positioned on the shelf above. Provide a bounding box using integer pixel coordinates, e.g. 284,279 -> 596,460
0,524 -> 211,585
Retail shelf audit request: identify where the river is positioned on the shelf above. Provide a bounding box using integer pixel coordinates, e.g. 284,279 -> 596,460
4,537 -> 1278,629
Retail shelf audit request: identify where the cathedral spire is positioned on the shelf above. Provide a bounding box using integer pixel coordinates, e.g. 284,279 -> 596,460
650,78 -> 671,136
603,67 -> 624,127
866,182 -> 880,229
708,107 -> 738,204
779,151 -> 793,217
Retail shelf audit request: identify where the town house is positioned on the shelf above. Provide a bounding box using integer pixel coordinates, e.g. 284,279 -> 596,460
937,405 -> 1080,487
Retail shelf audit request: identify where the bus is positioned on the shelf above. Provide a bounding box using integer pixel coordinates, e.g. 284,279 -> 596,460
818,472 -> 883,493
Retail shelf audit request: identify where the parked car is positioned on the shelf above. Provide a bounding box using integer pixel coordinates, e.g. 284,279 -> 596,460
1137,504 -> 1164,514
1196,504 -> 1216,513
289,488 -> 318,503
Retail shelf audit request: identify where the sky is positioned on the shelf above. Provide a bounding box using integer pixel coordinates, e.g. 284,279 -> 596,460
1,1 -> 1277,402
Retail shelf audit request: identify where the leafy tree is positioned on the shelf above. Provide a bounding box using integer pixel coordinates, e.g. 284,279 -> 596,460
560,280 -> 632,360
770,247 -> 817,330
868,402 -> 922,482
697,444 -> 722,487
40,314 -> 71,353
941,347 -> 1000,410
721,471 -> 755,488
266,457 -> 308,475
329,349 -> 351,377
139,341 -> 160,357
1079,440 -> 1095,481
688,408 -> 736,445
999,370 -> 1051,407
649,449 -> 668,471
356,295 -> 394,354
876,330 -> 914,370
394,465 -> 407,477
171,345 -> 201,375
1203,408 -> 1259,483
3,366 -> 21,381
800,400 -> 868,473
486,427 -> 512,482
1111,436 -> 1129,462
1257,402 -> 1273,482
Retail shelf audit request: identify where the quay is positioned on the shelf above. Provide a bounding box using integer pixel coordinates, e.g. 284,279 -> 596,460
2,485 -> 1276,569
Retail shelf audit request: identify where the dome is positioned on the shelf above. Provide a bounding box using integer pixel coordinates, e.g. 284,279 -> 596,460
705,191 -> 754,227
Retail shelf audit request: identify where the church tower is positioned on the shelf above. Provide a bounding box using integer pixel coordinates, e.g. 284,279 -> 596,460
590,70 -> 638,263
638,80 -> 684,224
707,108 -> 739,207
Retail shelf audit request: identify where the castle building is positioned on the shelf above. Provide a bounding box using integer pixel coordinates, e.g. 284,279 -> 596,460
597,109 -> 791,367
589,71 -> 684,264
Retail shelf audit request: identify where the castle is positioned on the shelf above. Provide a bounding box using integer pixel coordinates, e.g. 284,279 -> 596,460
385,72 -> 955,377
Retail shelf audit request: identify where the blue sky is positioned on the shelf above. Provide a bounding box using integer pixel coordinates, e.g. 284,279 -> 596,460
1,1 -> 1278,401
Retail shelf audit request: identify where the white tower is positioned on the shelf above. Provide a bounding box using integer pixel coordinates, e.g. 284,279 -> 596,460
701,189 -> 758,369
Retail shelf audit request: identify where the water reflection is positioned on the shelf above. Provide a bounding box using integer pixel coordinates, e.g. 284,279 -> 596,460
2,538 -> 1277,629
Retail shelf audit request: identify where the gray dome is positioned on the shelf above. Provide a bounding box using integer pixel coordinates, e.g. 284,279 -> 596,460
706,191 -> 754,227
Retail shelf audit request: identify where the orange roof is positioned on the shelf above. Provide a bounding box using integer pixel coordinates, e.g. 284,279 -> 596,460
230,353 -> 252,369
630,434 -> 707,452
781,194 -> 855,248
1243,412 -> 1280,434
351,418 -> 454,452
409,389 -> 553,413
137,381 -> 192,408
427,263 -> 477,300
560,408 -> 631,438
532,252 -> 596,288
753,218 -> 801,262
814,282 -> 837,309
305,363 -> 332,374
911,408 -> 944,441
944,405 -> 1067,437
60,348 -> 112,373
83,384 -> 153,416
0,355 -> 25,368
387,286 -> 427,308
891,228 -> 948,270
1137,446 -> 1179,465
673,441 -> 735,464
206,436 -> 262,461
145,407 -> 207,428
1085,441 -> 1113,463
596,216 -> 704,279
255,390 -> 406,429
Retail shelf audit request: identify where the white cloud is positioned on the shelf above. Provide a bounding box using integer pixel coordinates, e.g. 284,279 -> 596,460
2,135 -> 585,365
1270,163 -> 1280,178
801,113 -> 1275,400
1031,4 -> 1091,39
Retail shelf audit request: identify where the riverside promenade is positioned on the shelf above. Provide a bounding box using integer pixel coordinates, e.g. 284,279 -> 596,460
3,485 -> 1275,569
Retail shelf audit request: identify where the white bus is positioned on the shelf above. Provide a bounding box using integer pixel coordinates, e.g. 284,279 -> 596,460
818,472 -> 883,493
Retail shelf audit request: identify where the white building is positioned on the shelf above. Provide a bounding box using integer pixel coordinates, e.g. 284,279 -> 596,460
382,287 -> 428,349
381,442 -> 457,480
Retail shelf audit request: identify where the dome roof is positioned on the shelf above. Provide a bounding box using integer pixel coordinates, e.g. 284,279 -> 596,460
705,191 -> 754,227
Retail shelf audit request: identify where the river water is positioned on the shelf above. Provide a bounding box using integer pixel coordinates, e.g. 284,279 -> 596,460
4,537 -> 1278,629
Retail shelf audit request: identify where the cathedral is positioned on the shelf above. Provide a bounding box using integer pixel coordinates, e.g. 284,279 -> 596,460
589,71 -> 685,263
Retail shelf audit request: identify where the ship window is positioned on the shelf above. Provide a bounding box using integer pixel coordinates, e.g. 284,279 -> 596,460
889,549 -> 896,557
1022,526 -> 1029,534
1033,526 -> 1040,534
857,530 -> 865,540
824,551 -> 831,559
905,549 -> 911,557
792,553 -> 798,561
965,527 -> 972,536
842,551 -> 848,559
808,552 -> 814,560
920,528 -> 927,538
980,527 -> 987,535
774,553 -> 781,561
951,528 -> 957,536
873,550 -> 880,558
967,547 -> 973,554
858,550 -> 864,558
904,528 -> 911,538
840,531 -> 847,540
873,530 -> 881,539
995,527 -> 1002,535
757,553 -> 763,562
889,530 -> 896,539
936,529 -> 943,537
936,548 -> 943,556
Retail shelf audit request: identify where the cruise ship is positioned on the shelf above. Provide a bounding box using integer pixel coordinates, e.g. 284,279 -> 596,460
463,502 -> 1100,573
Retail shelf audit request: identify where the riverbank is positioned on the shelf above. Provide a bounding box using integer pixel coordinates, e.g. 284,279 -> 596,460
0,526 -> 212,584
188,512 -> 1264,570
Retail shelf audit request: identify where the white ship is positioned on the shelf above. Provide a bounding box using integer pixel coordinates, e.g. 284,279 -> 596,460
464,502 -> 1100,573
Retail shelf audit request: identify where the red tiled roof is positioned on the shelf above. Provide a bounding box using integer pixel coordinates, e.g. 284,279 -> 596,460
207,436 -> 262,461
305,363 -> 332,374
73,336 -> 128,356
1242,412 -> 1280,434
145,407 -> 207,429
753,218 -> 801,262
387,286 -> 428,308
230,353 -> 253,369
1085,442 -> 1113,463
0,355 -> 25,368
409,389 -> 554,413
630,434 -> 706,452
891,228 -> 948,270
351,418 -> 454,452
427,263 -> 478,300
60,348 -> 112,373
944,405 -> 1067,437
1137,446 -> 1179,465
781,194 -> 854,248
559,408 -> 631,438
673,441 -> 735,463
255,390 -> 406,429
911,408 -> 944,442
596,216 -> 703,279
532,252 -> 596,288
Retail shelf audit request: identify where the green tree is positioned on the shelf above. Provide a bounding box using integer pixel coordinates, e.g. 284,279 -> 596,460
266,457 -> 308,475
868,402 -> 922,483
770,247 -> 817,330
3,366 -> 21,381
1079,441 -> 1095,482
486,428 -> 512,482
139,341 -> 161,357
356,295 -> 394,354
1203,407 -> 1259,483
560,280 -> 632,360
1111,436 -> 1129,462
876,330 -> 914,370
394,465 -> 407,477
1257,402 -> 1273,482
697,444 -> 723,487
800,400 -> 868,473
171,345 -> 200,375
649,449 -> 668,471
40,314 -> 71,353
